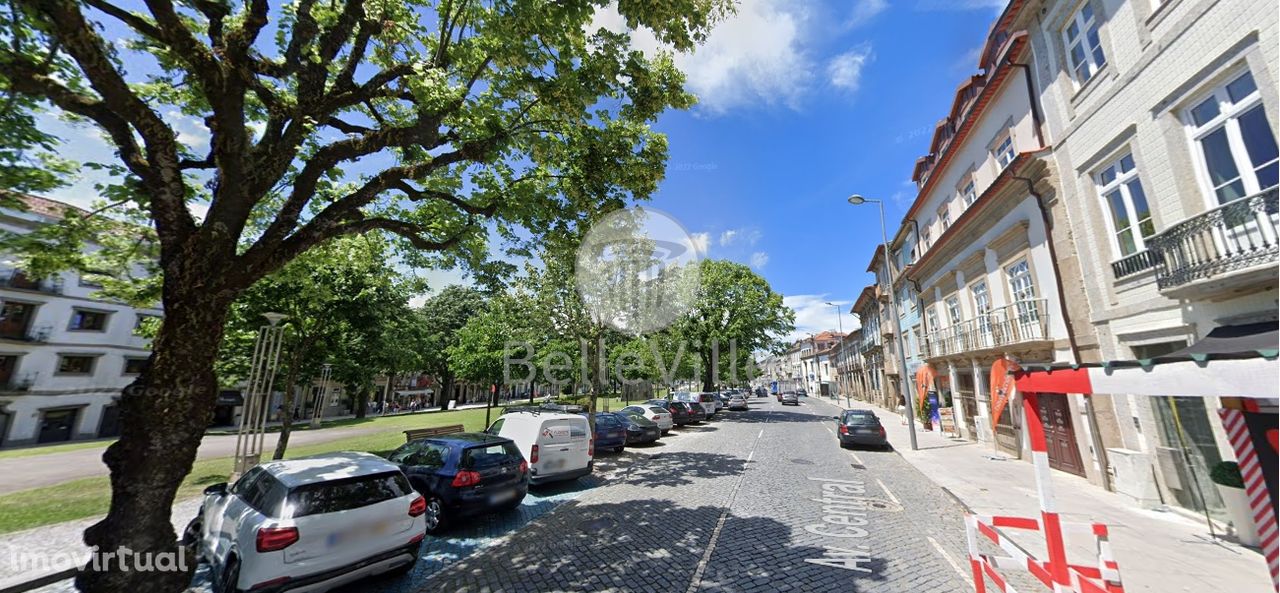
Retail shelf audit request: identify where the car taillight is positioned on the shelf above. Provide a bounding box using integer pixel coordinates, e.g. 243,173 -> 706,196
588,437 -> 594,457
839,425 -> 849,435
879,426 -> 886,438
518,460 -> 529,473
408,495 -> 426,517
451,470 -> 482,488
255,527 -> 299,553
530,444 -> 539,464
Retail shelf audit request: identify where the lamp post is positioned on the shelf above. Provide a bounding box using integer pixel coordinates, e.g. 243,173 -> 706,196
826,301 -> 847,404
232,312 -> 288,479
847,194 -> 918,451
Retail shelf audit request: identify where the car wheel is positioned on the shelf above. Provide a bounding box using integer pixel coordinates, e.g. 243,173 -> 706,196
422,497 -> 447,534
216,555 -> 240,593
180,517 -> 201,556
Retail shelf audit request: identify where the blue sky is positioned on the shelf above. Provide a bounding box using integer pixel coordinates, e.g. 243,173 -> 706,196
39,0 -> 1006,341
605,0 -> 1005,339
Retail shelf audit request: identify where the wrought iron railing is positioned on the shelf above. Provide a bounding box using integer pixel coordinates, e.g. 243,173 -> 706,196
1147,188 -> 1279,290
1110,249 -> 1163,280
920,299 -> 1050,359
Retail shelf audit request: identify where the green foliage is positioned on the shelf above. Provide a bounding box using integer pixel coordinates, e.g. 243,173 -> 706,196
1210,461 -> 1245,489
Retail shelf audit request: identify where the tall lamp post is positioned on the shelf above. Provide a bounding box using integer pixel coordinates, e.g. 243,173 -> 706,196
826,301 -> 846,404
233,312 -> 288,479
847,194 -> 918,451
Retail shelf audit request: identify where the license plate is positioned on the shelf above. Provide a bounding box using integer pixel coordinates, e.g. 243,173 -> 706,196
489,489 -> 517,504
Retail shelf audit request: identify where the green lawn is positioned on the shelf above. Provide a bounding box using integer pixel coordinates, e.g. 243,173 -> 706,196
0,406 -> 504,535
0,439 -> 115,461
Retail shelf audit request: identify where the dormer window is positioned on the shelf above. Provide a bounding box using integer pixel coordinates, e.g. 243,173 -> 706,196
993,133 -> 1016,169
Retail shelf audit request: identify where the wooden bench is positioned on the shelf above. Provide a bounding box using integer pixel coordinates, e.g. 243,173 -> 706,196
403,424 -> 465,442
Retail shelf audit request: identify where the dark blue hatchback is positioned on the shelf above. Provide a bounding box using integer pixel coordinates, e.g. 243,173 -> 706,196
388,433 -> 529,533
590,412 -> 628,453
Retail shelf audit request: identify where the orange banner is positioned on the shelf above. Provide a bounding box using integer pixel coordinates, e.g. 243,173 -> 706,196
990,358 -> 1021,428
915,365 -> 936,410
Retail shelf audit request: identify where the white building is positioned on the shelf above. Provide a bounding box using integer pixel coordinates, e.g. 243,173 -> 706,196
1018,0 -> 1278,519
0,195 -> 162,446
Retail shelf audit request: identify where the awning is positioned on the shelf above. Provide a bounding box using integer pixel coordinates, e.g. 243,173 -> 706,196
1171,321 -> 1278,358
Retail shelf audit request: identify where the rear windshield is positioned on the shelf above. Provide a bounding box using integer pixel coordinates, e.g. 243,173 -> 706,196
462,442 -> 522,469
648,407 -> 667,415
284,471 -> 412,518
843,414 -> 879,426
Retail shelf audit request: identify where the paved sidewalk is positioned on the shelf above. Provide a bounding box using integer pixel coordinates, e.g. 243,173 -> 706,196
821,396 -> 1274,593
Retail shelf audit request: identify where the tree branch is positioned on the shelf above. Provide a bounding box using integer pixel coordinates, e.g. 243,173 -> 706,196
82,0 -> 163,41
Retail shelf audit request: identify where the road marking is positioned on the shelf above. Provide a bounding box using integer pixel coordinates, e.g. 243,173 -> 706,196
686,401 -> 768,593
927,536 -> 970,582
825,425 -> 834,435
874,478 -> 901,506
848,451 -> 865,465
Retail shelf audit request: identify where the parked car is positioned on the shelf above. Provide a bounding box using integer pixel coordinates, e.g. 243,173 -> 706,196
727,394 -> 749,411
657,400 -> 704,425
188,452 -> 425,593
486,411 -> 593,485
710,392 -> 727,411
755,387 -> 767,397
620,405 -> 674,434
781,392 -> 800,406
386,433 -> 528,533
674,392 -> 717,419
776,390 -> 787,402
590,412 -> 629,453
834,410 -> 889,449
610,411 -> 661,445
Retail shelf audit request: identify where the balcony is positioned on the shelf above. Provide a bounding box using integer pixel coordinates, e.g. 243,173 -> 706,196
1147,188 -> 1279,299
920,299 -> 1050,360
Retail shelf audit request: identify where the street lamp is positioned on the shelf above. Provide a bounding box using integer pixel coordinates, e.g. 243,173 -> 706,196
825,301 -> 846,404
847,194 -> 919,451
232,312 -> 288,479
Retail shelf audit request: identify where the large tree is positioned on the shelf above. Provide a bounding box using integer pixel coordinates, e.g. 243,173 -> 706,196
0,1 -> 728,590
416,284 -> 487,410
675,260 -> 794,391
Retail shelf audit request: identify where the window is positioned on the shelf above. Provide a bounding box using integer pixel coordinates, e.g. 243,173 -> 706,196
284,472 -> 412,518
961,180 -> 977,207
388,441 -> 450,467
56,355 -> 96,375
123,357 -> 148,375
1006,260 -> 1037,303
939,203 -> 952,231
926,306 -> 940,332
920,225 -> 932,251
971,282 -> 992,344
1063,2 -> 1106,84
945,296 -> 963,325
1186,70 -> 1278,204
1096,153 -> 1156,256
993,134 -> 1015,169
68,309 -> 109,332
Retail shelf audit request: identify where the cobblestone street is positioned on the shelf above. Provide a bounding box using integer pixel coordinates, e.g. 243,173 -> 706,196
344,396 -> 976,593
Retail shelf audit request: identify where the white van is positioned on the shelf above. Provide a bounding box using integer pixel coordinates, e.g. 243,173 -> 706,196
486,411 -> 593,485
673,392 -> 717,419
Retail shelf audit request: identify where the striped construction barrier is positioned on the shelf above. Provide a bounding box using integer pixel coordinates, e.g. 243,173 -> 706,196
1219,408 -> 1279,591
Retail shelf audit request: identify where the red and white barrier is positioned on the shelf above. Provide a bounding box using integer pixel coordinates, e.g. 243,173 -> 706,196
1219,408 -> 1279,591
965,392 -> 1124,593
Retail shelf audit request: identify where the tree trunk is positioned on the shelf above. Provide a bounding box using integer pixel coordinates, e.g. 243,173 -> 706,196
700,351 -> 715,392
77,290 -> 232,593
354,383 -> 369,418
272,346 -> 305,460
439,373 -> 454,411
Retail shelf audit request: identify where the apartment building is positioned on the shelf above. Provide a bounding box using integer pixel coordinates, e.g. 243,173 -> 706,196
1011,0 -> 1278,517
0,195 -> 163,447
832,329 -> 865,401
895,17 -> 1117,487
852,278 -> 897,411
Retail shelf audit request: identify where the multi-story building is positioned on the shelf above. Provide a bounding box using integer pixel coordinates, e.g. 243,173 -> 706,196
898,17 -> 1115,487
800,331 -> 844,396
852,282 -> 893,410
831,329 -> 865,401
1013,0 -> 1278,517
0,195 -> 163,447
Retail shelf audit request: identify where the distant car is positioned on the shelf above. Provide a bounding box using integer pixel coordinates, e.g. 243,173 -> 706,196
796,389 -> 808,397
609,411 -> 661,445
620,405 -> 674,434
727,395 -> 748,411
486,411 -> 593,485
189,452 -> 425,593
590,412 -> 629,453
781,392 -> 799,406
661,400 -> 704,425
776,391 -> 787,402
834,410 -> 889,449
755,387 -> 767,397
388,433 -> 529,533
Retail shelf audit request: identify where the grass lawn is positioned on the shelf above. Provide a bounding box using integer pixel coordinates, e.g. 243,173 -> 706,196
0,406 -> 505,535
0,439 -> 115,461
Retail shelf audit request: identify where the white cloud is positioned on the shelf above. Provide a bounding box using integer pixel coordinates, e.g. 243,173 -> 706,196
166,111 -> 211,153
719,230 -> 738,246
750,251 -> 770,269
846,0 -> 889,28
827,46 -> 874,94
687,232 -> 711,256
782,294 -> 859,343
590,0 -> 814,114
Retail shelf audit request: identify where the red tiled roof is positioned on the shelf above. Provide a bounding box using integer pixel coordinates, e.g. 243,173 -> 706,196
1,191 -> 88,220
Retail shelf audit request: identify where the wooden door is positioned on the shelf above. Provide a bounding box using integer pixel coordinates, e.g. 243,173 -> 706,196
38,409 -> 78,443
0,355 -> 15,386
1038,393 -> 1085,477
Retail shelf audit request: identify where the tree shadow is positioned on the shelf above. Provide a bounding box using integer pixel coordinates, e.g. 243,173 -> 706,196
358,498 -> 892,593
609,451 -> 747,488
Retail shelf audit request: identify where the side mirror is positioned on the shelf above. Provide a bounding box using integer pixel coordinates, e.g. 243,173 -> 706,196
203,482 -> 228,497
832,416 -> 841,421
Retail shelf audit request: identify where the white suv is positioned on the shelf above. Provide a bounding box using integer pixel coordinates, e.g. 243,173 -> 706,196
188,451 -> 426,593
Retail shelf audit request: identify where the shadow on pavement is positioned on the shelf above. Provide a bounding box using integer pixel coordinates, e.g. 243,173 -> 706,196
614,451 -> 746,488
